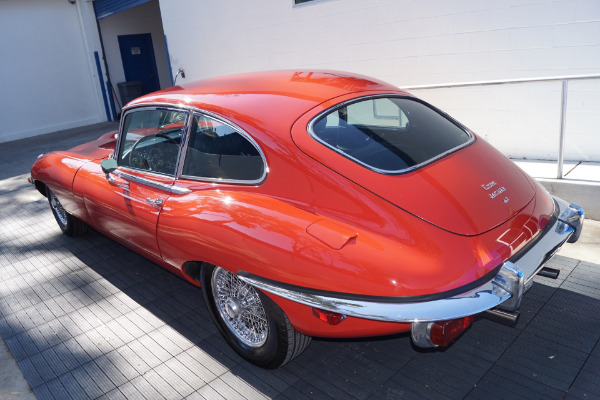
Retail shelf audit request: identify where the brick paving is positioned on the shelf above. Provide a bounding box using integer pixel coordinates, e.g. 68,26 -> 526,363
0,126 -> 599,399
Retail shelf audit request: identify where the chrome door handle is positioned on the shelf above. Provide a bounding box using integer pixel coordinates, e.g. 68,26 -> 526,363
146,198 -> 164,208
106,174 -> 129,189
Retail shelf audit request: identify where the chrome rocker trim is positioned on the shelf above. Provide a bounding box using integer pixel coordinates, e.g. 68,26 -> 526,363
239,197 -> 584,343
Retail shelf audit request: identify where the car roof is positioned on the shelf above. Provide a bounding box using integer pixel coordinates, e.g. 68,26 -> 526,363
125,70 -> 405,137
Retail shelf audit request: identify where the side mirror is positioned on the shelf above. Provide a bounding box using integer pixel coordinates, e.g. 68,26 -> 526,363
101,159 -> 118,174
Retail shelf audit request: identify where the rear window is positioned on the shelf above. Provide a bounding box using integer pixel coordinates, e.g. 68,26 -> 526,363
309,96 -> 473,173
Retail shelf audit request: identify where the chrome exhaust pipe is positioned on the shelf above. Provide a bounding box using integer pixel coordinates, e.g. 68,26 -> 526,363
537,267 -> 560,279
484,308 -> 520,326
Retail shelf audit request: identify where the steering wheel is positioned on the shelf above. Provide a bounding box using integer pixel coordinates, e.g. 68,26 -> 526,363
129,135 -> 164,171
155,130 -> 181,144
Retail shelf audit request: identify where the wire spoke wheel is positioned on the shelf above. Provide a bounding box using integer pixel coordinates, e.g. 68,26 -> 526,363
202,263 -> 311,368
211,266 -> 268,347
49,190 -> 68,227
46,187 -> 87,236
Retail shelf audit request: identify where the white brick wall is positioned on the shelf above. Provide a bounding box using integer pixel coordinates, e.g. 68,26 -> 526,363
159,0 -> 600,161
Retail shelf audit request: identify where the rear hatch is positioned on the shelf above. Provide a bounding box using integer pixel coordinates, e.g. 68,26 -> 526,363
292,94 -> 536,236
356,139 -> 536,235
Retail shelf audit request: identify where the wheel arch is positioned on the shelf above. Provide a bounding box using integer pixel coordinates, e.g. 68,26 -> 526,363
181,260 -> 204,286
34,180 -> 48,197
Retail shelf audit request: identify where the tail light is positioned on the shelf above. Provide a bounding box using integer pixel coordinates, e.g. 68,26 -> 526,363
429,316 -> 474,347
411,316 -> 475,348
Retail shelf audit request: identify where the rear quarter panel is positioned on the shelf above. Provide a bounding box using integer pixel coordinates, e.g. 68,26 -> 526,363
157,183 -> 491,298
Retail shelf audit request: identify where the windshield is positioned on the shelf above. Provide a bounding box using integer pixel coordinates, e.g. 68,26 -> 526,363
309,96 -> 473,173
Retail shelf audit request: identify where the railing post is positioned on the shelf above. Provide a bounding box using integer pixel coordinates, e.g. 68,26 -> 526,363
557,79 -> 568,179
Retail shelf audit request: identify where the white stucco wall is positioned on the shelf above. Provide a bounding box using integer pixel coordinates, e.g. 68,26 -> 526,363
159,0 -> 600,162
99,0 -> 171,109
0,0 -> 107,143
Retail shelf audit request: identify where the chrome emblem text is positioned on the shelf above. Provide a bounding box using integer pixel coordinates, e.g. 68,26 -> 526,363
481,181 -> 497,191
489,187 -> 507,199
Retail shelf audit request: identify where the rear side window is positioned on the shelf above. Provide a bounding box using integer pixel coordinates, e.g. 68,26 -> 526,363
182,114 -> 265,183
310,97 -> 473,173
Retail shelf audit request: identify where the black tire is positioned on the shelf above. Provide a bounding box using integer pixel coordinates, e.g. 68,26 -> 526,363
46,187 -> 87,236
201,263 -> 311,369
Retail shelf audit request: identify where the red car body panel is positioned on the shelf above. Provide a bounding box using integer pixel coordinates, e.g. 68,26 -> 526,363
30,70 -> 579,343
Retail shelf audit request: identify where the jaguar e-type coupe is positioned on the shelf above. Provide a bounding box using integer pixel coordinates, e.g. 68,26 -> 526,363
30,70 -> 584,368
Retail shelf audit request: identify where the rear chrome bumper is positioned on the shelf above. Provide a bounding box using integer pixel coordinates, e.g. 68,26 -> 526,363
239,196 -> 584,331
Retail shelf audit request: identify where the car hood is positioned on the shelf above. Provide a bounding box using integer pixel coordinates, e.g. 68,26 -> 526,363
360,138 -> 536,236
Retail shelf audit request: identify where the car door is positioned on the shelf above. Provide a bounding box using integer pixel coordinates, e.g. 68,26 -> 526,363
76,107 -> 190,259
155,112 -> 268,268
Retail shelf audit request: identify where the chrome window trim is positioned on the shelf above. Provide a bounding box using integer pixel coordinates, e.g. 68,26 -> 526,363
174,110 -> 195,179
238,197 -> 584,323
307,94 -> 476,175
117,103 -> 269,186
114,170 -> 191,194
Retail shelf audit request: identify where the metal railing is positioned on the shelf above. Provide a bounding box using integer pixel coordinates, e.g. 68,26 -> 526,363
401,74 -> 600,179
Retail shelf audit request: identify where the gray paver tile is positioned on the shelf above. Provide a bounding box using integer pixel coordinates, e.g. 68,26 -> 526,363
29,352 -> 57,382
116,381 -> 146,400
220,371 -> 272,399
230,363 -> 290,396
143,368 -> 184,399
193,384 -> 227,400
137,334 -> 172,364
19,357 -> 44,388
174,350 -> 219,382
484,365 -> 564,399
163,356 -> 207,390
94,354 -> 129,387
40,347 -> 69,377
97,387 -> 128,400
5,335 -> 28,361
46,377 -> 71,400
155,361 -> 196,397
32,384 -> 55,400
71,364 -> 104,399
114,342 -> 152,375
208,377 -> 247,400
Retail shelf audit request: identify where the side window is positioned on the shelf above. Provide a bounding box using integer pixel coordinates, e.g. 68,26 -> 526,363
182,114 -> 265,182
117,109 -> 187,175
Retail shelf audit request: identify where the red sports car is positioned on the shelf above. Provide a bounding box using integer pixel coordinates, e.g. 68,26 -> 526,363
30,71 -> 584,368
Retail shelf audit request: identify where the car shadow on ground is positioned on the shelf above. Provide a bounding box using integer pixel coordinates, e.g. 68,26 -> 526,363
0,198 -> 599,399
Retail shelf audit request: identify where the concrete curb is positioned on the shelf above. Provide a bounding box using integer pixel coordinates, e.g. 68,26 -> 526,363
538,178 -> 600,220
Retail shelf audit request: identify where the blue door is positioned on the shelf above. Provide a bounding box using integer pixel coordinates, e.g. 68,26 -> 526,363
118,33 -> 160,95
